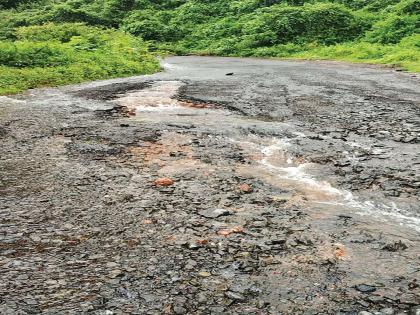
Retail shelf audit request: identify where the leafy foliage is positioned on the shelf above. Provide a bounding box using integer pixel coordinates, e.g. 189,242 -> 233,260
0,23 -> 160,95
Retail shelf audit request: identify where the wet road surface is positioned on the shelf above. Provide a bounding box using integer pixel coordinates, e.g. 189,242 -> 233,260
1,57 -> 419,314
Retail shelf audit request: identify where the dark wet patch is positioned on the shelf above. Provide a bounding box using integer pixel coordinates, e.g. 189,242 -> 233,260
176,84 -> 246,115
0,126 -> 7,138
72,81 -> 153,101
65,141 -> 123,158
60,125 -> 161,149
94,105 -> 131,118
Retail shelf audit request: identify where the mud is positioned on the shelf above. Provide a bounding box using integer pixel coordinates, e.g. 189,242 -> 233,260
0,57 -> 419,314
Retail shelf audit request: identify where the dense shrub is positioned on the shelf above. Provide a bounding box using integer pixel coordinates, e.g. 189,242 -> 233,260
0,0 -> 44,10
0,23 -> 160,94
248,3 -> 366,45
0,41 -> 71,68
15,23 -> 95,42
365,14 -> 419,43
122,10 -> 172,41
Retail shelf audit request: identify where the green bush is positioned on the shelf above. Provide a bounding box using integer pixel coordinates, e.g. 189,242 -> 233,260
122,10 -> 171,41
0,0 -> 41,10
258,3 -> 368,44
0,23 -> 160,95
0,41 -> 71,68
15,23 -> 94,42
394,0 -> 420,14
365,14 -> 419,44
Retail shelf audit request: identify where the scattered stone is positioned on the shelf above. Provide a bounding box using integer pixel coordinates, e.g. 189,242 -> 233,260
382,240 -> 408,252
271,194 -> 292,203
106,262 -> 118,268
333,244 -> 346,260
198,271 -> 211,277
196,239 -> 209,245
109,269 -> 123,278
225,291 -> 246,301
217,226 -> 244,236
209,306 -> 226,314
238,183 -> 253,193
29,235 -> 41,242
153,177 -> 175,187
185,259 -> 197,270
183,242 -> 204,250
408,279 -> 418,290
355,284 -> 377,293
367,295 -> 384,303
173,306 -> 187,314
380,308 -> 395,315
410,306 -> 420,315
198,208 -> 231,218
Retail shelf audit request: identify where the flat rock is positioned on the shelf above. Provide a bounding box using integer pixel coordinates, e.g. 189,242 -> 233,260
198,208 -> 231,218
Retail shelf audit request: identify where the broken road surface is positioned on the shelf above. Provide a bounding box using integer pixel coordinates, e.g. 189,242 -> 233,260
1,57 -> 419,314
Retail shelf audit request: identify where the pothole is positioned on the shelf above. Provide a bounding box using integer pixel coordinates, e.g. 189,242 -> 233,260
111,81 -> 219,113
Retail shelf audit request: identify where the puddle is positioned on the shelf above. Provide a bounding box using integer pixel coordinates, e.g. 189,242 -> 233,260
112,81 -> 184,111
111,81 -> 293,139
112,80 -> 420,232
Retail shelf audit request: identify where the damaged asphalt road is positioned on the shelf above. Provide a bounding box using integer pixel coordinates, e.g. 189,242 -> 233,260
0,56 -> 419,314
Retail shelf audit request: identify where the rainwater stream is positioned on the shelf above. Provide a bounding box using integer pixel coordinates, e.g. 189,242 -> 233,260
112,80 -> 420,233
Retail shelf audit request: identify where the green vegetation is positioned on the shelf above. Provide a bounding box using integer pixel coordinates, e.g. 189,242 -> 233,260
0,23 -> 159,95
0,0 -> 419,94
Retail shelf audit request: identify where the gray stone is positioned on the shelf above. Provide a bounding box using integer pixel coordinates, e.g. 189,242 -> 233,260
355,284 -> 377,293
380,308 -> 394,315
198,208 -> 231,218
410,306 -> 420,315
173,306 -> 187,314
225,291 -> 246,301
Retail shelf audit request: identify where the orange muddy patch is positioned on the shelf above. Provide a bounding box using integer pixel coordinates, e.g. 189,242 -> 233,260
318,242 -> 349,262
217,226 -> 245,237
333,245 -> 346,260
195,239 -> 209,245
127,132 -> 214,178
129,144 -> 166,165
128,133 -> 194,166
